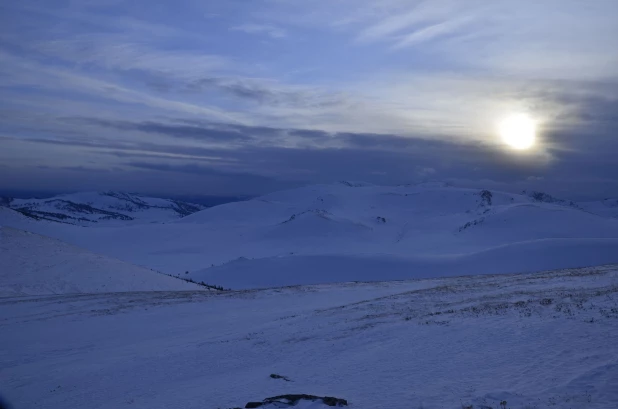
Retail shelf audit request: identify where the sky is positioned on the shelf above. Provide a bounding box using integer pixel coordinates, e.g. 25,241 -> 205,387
0,0 -> 617,200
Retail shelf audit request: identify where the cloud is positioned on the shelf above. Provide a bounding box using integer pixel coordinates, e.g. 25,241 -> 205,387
1,4 -> 226,81
390,16 -> 474,49
0,124 -> 550,179
0,52 -> 248,123
288,129 -> 331,140
58,116 -> 489,153
357,0 -> 472,43
126,161 -> 256,177
271,0 -> 618,80
230,24 -> 286,38
1,0 -> 617,200
337,132 -> 427,150
542,88 -> 618,126
58,165 -> 114,173
3,2 -> 615,141
65,118 -> 255,143
3,117 -> 618,199
185,77 -> 347,109
35,40 -> 228,79
417,167 -> 437,177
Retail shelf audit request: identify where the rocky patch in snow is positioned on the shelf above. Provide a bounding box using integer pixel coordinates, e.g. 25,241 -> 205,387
244,394 -> 348,408
1,191 -> 205,226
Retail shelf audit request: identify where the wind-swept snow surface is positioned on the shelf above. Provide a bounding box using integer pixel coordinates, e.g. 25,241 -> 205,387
1,265 -> 617,408
0,227 -> 203,296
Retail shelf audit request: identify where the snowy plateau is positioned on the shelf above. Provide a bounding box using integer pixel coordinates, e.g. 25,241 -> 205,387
1,183 -> 618,409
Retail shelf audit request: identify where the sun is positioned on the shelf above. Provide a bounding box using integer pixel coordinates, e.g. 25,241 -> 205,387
498,113 -> 537,150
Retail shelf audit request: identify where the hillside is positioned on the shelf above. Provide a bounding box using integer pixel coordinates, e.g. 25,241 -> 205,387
0,226 -> 204,296
2,183 -> 618,288
2,265 -> 617,408
1,191 -> 205,226
188,238 -> 618,289
579,198 -> 618,218
2,183 -> 618,409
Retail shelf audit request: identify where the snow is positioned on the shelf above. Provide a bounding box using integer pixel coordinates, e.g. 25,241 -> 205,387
188,238 -> 618,289
0,227 -> 204,296
2,184 -> 618,287
579,198 -> 618,219
0,206 -> 43,227
1,265 -> 617,408
4,191 -> 204,226
2,183 -> 618,408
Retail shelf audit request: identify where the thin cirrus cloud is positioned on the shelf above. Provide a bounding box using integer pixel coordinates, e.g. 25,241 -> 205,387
0,0 -> 617,198
389,16 -> 476,49
230,24 -> 287,39
34,40 -> 229,78
355,0 -> 475,44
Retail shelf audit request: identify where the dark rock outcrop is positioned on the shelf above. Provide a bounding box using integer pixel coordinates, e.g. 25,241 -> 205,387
245,394 -> 348,408
269,373 -> 291,381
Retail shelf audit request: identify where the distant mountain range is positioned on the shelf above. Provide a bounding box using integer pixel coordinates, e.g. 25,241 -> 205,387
0,191 -> 206,225
3,182 -> 618,289
3,181 -> 617,409
1,185 -> 615,228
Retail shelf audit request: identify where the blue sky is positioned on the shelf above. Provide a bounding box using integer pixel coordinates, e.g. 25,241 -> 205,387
0,0 -> 617,199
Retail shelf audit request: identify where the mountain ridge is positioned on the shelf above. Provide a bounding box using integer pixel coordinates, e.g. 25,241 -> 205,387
0,191 -> 206,226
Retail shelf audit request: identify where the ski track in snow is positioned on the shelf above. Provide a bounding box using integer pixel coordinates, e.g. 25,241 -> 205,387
1,265 -> 617,409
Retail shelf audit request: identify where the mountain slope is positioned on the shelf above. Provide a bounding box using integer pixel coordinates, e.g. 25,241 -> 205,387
2,183 -> 618,287
188,238 -> 618,289
579,198 -> 618,218
2,191 -> 205,226
0,227 -> 204,296
2,265 -> 617,409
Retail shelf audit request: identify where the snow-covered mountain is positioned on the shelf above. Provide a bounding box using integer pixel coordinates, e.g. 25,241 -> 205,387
3,182 -> 618,409
579,198 -> 618,218
0,191 -> 205,225
0,226 -> 204,296
3,182 -> 618,288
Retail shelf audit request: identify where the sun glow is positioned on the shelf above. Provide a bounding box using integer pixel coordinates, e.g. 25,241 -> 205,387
498,113 -> 537,150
